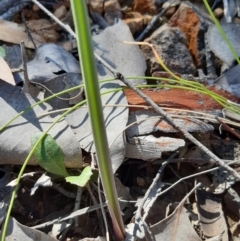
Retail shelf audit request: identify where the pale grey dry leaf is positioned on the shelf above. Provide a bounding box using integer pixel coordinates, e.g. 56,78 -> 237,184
92,19 -> 146,85
80,237 -> 106,241
126,135 -> 185,160
125,223 -> 136,241
16,43 -> 81,84
237,0 -> 240,17
5,217 -> 56,241
207,23 -> 240,65
0,171 -> 13,225
196,189 -> 228,241
126,110 -> 214,138
0,86 -> 82,168
150,204 -> 201,241
52,222 -> 70,238
3,44 -> 22,69
214,65 -> 240,99
223,0 -> 237,23
222,108 -> 240,121
37,73 -> 83,110
205,235 -> 223,241
30,173 -> 52,196
224,188 -> 240,218
66,80 -> 128,173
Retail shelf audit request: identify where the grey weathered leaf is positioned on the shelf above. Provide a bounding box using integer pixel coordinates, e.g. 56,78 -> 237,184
93,20 -> 146,85
150,203 -> 201,240
5,217 -> 56,241
214,65 -> 240,99
207,23 -> 240,65
0,84 -> 82,168
66,80 -> 128,173
30,173 -> 52,196
16,43 -> 81,84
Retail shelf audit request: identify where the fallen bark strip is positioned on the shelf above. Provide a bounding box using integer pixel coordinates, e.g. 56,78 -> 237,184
118,73 -> 240,180
124,87 -> 240,111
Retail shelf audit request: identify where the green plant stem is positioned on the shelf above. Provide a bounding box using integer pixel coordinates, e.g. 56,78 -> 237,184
203,0 -> 240,65
70,1 -> 125,239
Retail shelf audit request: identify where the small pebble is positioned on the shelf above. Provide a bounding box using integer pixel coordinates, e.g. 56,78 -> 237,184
162,0 -> 180,8
88,0 -> 104,15
32,4 -> 39,12
213,7 -> 223,18
165,6 -> 176,17
162,0 -> 180,17
233,17 -> 240,23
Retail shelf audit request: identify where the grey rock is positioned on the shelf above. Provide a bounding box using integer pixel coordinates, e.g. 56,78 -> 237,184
142,24 -> 196,75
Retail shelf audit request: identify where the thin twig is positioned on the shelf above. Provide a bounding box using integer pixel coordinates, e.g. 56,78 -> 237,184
20,41 -> 31,93
51,183 -> 76,198
167,165 -> 190,203
87,182 -> 105,237
29,75 -> 83,101
31,203 -> 107,229
117,74 -> 240,180
174,182 -> 202,213
21,11 -> 37,49
31,0 -> 75,37
59,219 -> 75,241
73,186 -> 82,226
137,156 -> 239,169
134,153 -> 177,239
156,160 -> 240,199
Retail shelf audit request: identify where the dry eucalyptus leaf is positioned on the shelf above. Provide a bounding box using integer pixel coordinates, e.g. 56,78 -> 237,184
0,19 -> 45,49
30,173 -> 52,196
0,86 -> 82,168
150,204 -> 201,240
214,65 -> 240,99
66,80 -> 128,173
93,19 -> 146,85
0,56 -> 15,85
5,217 -> 56,241
207,23 -> 240,65
17,43 -> 81,84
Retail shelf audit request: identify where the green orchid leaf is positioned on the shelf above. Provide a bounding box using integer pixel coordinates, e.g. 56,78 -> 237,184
31,132 -> 69,177
65,166 -> 92,187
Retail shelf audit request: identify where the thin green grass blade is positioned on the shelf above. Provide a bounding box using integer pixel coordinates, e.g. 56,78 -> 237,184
70,1 -> 125,239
